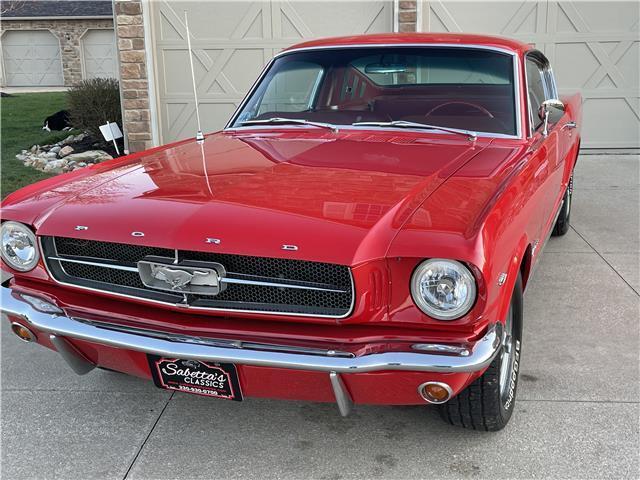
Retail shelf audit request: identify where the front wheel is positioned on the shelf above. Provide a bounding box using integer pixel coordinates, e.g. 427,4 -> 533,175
438,273 -> 524,431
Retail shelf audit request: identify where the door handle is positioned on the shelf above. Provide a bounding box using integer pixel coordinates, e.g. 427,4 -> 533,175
561,121 -> 577,130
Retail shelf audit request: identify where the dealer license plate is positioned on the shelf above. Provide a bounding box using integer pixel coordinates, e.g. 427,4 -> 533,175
148,356 -> 243,401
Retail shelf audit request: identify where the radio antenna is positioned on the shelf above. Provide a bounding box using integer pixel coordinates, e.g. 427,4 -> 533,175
184,11 -> 204,142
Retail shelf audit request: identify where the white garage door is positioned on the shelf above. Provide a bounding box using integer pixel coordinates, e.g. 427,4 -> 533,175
82,29 -> 118,79
422,0 -> 639,149
150,0 -> 394,143
1,30 -> 64,86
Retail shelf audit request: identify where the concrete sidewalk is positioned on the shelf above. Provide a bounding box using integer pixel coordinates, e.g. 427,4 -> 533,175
1,87 -> 69,94
1,155 -> 638,479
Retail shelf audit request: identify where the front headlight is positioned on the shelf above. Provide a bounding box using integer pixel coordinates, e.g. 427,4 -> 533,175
410,259 -> 477,320
0,221 -> 40,272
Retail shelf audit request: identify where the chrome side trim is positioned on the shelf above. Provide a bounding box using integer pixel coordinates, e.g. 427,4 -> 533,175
71,318 -> 355,358
524,49 -> 556,138
1,286 -> 502,374
48,256 -> 139,272
220,276 -> 347,293
412,343 -> 470,356
225,43 -> 524,140
330,372 -> 353,416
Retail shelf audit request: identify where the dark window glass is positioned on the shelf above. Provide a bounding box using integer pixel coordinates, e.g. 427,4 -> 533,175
526,57 -> 547,131
233,47 -> 518,136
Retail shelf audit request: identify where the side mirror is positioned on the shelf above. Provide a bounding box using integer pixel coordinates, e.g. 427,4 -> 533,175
538,99 -> 565,136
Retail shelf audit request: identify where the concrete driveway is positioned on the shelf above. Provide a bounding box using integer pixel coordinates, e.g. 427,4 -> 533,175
2,154 -> 638,479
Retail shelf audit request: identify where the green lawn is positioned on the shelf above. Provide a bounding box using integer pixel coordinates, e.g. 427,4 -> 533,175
1,92 -> 79,198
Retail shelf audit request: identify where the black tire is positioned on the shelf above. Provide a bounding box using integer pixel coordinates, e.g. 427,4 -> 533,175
438,273 -> 524,431
552,176 -> 573,236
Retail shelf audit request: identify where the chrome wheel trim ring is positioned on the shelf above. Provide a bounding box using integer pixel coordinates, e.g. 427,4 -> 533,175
565,177 -> 573,217
498,303 -> 515,398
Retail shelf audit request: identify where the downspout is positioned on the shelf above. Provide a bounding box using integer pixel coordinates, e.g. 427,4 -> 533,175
140,0 -> 160,146
112,0 -> 129,153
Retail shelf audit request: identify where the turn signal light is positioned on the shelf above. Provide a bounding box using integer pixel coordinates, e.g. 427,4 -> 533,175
418,381 -> 452,404
11,322 -> 36,343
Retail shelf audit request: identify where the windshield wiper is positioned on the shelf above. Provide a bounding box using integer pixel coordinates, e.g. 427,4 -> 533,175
352,120 -> 477,141
240,117 -> 338,132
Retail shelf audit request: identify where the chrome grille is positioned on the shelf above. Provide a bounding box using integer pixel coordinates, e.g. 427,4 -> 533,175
41,237 -> 354,317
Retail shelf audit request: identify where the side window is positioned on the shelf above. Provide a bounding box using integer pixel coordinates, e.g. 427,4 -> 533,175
544,69 -> 557,99
526,57 -> 547,131
256,61 -> 323,115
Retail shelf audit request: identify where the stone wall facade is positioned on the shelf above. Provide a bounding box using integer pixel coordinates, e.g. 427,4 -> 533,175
0,18 -> 114,86
398,1 -> 418,32
114,0 -> 153,152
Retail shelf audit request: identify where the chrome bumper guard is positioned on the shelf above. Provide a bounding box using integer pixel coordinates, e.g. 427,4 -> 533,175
1,286 -> 502,416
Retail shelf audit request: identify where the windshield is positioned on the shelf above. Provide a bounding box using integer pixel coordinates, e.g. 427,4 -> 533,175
230,47 -> 517,136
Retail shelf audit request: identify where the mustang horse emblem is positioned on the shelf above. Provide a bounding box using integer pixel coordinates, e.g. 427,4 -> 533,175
150,266 -> 209,290
137,258 -> 225,295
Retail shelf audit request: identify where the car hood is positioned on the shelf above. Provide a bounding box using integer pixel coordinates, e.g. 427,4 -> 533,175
13,130 -> 491,265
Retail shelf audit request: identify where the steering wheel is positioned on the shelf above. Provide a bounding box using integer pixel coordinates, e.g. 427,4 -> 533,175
425,101 -> 494,119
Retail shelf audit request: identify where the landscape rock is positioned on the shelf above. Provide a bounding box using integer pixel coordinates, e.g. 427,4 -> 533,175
42,159 -> 66,174
18,131 -> 114,176
64,150 -> 112,164
58,145 -> 74,157
34,157 -> 49,169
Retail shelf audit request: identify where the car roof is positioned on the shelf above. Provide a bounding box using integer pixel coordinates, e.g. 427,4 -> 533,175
283,33 -> 531,55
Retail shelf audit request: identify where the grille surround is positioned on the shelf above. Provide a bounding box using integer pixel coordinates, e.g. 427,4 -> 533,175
41,237 -> 354,318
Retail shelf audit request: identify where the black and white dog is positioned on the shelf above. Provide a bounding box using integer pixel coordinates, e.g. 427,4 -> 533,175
42,110 -> 71,131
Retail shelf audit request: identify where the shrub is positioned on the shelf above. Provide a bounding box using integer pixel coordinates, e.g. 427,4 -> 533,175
67,78 -> 122,138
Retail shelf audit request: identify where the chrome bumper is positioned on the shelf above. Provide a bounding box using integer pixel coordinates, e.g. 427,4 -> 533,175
1,285 -> 502,414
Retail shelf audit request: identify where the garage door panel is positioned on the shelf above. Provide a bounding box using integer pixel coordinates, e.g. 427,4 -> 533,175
161,49 -> 212,95
158,1 -> 270,41
276,1 -> 392,37
2,30 -> 63,86
618,42 -> 639,88
82,29 -> 118,80
224,49 -> 268,93
582,98 -> 640,148
559,1 -> 639,32
152,0 -> 393,143
554,42 -> 599,89
425,1 -> 544,36
422,0 -> 639,149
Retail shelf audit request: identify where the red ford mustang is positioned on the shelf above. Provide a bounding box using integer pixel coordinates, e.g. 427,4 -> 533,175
1,33 -> 581,430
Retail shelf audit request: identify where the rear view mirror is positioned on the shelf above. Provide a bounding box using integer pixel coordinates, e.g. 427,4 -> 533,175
538,99 -> 565,136
364,63 -> 407,74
